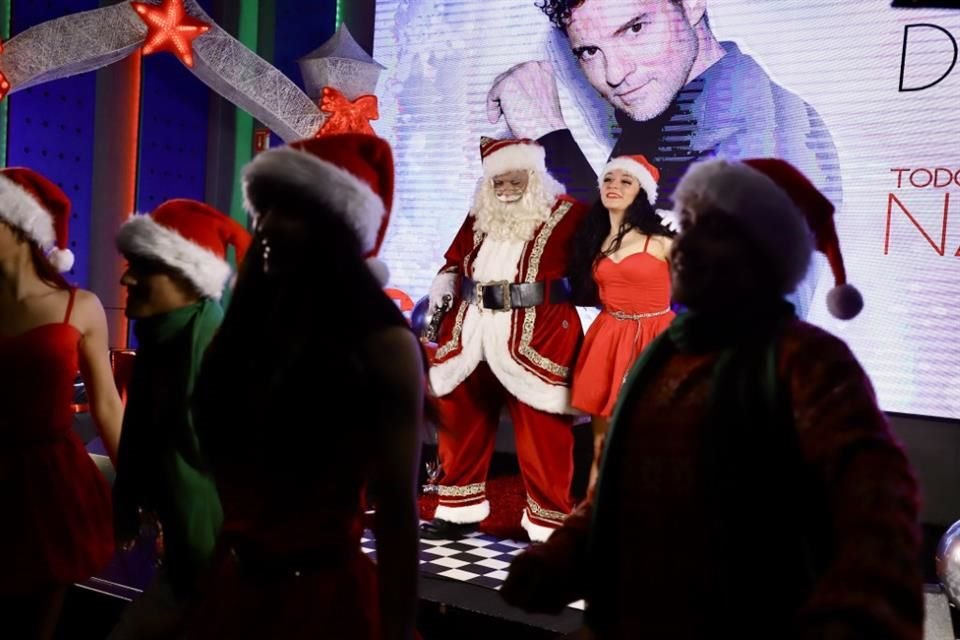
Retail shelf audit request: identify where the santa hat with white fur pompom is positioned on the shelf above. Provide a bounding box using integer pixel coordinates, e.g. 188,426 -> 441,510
0,167 -> 75,272
480,136 -> 547,178
598,154 -> 659,206
116,199 -> 252,301
673,157 -> 863,319
242,133 -> 394,286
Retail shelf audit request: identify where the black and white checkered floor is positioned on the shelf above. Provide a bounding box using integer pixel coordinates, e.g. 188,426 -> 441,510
361,528 -> 586,610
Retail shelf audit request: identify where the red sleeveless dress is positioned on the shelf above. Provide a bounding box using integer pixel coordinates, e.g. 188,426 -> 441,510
0,288 -> 113,593
571,237 -> 675,417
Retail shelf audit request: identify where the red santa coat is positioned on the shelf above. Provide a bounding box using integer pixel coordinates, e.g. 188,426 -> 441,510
429,195 -> 588,414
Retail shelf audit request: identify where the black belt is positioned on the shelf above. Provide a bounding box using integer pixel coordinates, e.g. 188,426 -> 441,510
461,276 -> 571,311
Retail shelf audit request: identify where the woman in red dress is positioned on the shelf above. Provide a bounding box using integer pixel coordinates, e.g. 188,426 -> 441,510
189,134 -> 423,640
568,155 -> 676,489
0,168 -> 122,638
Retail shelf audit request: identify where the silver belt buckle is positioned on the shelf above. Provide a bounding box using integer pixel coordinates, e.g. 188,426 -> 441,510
497,281 -> 512,311
476,280 -> 512,311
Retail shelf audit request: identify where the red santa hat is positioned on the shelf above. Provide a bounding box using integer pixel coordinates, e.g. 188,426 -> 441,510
480,136 -> 547,178
116,199 -> 251,300
241,133 -> 394,285
673,157 -> 863,319
598,154 -> 659,206
0,167 -> 75,272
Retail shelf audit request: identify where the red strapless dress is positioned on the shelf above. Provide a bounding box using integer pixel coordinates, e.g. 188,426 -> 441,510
571,244 -> 675,417
0,289 -> 113,593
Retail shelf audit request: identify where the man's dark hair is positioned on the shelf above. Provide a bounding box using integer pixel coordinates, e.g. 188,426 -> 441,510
538,0 -> 684,33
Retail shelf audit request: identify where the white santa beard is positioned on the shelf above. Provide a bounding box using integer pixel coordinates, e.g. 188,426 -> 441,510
474,202 -> 547,242
472,173 -> 557,243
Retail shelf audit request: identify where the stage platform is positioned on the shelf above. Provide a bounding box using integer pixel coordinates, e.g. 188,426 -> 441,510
54,526 -> 583,639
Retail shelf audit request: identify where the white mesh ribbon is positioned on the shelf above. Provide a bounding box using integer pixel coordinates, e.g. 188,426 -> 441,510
181,0 -> 324,141
0,0 -> 325,142
0,3 -> 146,91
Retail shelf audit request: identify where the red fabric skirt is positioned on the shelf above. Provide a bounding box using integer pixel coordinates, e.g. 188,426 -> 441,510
0,434 -> 113,593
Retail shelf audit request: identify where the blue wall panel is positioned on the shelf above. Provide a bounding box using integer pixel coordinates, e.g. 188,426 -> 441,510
273,0 -> 337,88
135,0 -> 215,213
135,53 -> 210,213
7,0 -> 100,289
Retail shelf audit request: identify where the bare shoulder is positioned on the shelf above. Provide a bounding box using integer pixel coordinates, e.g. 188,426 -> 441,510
649,234 -> 673,259
70,289 -> 107,335
359,326 -> 425,385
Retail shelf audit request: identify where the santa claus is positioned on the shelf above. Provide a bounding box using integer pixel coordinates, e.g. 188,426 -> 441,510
422,137 -> 588,542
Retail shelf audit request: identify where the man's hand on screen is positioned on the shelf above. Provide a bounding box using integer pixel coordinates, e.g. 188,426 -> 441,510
486,61 -> 566,139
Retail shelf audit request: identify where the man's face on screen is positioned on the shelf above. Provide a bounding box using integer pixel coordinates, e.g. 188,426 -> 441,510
567,0 -> 698,122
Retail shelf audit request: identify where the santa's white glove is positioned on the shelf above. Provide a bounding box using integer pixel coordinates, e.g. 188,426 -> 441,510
429,272 -> 458,310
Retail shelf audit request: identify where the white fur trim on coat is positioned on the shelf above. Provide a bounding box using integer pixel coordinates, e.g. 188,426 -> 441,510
0,174 -> 56,250
242,146 -> 385,253
673,157 -> 814,294
599,157 -> 658,205
428,237 -> 573,415
434,500 -> 490,524
521,510 -> 557,543
116,216 -> 231,300
482,143 -> 547,178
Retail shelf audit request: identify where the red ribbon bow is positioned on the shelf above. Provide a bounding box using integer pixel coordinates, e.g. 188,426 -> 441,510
317,86 -> 379,136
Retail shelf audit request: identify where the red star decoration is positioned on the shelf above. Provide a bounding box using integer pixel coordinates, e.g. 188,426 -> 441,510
316,87 -> 379,137
0,41 -> 8,101
132,0 -> 211,68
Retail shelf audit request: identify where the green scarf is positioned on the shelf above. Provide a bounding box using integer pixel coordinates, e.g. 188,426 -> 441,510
584,301 -> 808,630
113,299 -> 224,594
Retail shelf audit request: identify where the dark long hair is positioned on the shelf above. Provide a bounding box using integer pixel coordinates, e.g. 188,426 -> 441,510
192,190 -> 398,469
9,224 -> 70,289
567,190 -> 675,306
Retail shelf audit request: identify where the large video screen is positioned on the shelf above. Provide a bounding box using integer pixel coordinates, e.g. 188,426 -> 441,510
372,0 -> 960,420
